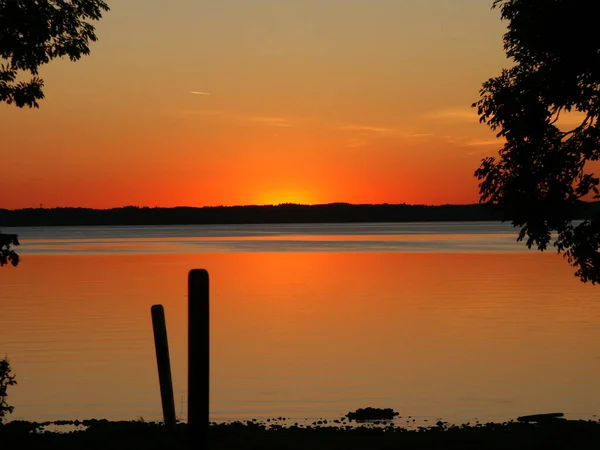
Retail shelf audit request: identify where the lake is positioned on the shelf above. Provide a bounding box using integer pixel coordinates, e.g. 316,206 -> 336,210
1,222 -> 599,425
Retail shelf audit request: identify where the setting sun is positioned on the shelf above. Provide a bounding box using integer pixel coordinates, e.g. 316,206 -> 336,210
0,0 -> 508,209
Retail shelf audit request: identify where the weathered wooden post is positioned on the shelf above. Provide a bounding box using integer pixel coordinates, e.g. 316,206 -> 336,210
188,269 -> 210,446
151,304 -> 177,431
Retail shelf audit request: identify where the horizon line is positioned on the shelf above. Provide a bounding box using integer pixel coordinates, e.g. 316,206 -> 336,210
0,202 -> 499,212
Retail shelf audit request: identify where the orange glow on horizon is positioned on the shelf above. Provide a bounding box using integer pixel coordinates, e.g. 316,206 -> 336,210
0,0 -> 508,209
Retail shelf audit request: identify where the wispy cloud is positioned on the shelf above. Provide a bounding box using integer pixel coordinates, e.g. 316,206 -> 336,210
465,139 -> 504,147
245,116 -> 294,127
337,124 -> 397,134
345,138 -> 369,148
424,108 -> 479,122
407,133 -> 434,139
176,109 -> 224,117
337,124 -> 434,140
190,91 -> 211,96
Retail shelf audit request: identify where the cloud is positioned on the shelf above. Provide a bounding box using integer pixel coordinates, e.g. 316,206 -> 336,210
465,139 -> 504,147
190,91 -> 211,96
176,109 -> 225,117
245,116 -> 294,127
424,108 -> 479,122
337,124 -> 397,134
337,124 -> 434,140
345,138 -> 368,148
407,133 -> 434,138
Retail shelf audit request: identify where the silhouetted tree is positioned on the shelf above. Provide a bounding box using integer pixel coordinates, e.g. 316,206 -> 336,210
0,0 -> 109,107
0,358 -> 17,422
474,0 -> 600,283
0,0 -> 109,265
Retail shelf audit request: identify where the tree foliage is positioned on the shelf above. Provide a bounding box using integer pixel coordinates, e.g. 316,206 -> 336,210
0,358 -> 17,422
0,1 -> 109,266
0,233 -> 19,267
0,0 -> 109,108
474,0 -> 600,283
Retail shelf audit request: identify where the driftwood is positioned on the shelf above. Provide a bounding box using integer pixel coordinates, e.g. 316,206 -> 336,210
517,413 -> 565,423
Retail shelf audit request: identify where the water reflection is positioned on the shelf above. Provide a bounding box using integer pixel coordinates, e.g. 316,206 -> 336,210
1,249 -> 599,424
12,222 -> 528,255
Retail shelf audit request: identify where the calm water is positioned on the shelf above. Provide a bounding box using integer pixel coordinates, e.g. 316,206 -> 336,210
1,222 -> 599,425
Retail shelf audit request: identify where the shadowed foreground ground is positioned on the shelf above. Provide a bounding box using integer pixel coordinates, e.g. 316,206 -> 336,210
2,419 -> 600,450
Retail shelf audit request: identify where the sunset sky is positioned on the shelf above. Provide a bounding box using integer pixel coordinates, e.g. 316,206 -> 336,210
1,0 -> 510,209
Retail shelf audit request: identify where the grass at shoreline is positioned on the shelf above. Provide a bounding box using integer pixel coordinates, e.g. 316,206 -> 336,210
2,419 -> 600,449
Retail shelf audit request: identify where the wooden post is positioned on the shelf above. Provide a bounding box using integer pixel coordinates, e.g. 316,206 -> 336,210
151,304 -> 177,431
188,269 -> 210,446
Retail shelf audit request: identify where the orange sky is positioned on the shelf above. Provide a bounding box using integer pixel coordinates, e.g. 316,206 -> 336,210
0,0 -> 509,209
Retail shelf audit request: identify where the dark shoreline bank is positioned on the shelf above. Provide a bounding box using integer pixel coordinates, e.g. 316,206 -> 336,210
3,202 -> 599,228
2,203 -> 504,227
2,418 -> 600,449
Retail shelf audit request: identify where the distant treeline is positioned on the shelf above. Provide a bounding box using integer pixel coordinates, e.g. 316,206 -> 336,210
1,202 -> 599,227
